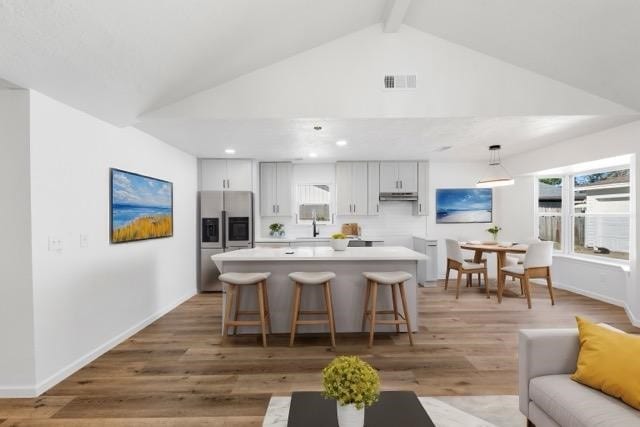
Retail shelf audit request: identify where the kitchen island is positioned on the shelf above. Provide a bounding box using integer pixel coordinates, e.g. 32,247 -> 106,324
211,246 -> 426,334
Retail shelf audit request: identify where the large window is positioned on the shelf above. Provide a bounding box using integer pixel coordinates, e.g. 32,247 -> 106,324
536,167 -> 630,262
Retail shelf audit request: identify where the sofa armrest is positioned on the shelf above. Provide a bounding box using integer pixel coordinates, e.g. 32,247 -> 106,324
518,329 -> 579,417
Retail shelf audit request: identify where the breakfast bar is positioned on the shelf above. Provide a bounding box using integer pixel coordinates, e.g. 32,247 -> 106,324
211,246 -> 426,334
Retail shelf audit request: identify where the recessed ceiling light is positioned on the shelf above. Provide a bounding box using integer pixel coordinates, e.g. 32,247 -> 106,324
313,125 -> 322,131
336,140 -> 347,147
309,152 -> 318,158
224,148 -> 236,154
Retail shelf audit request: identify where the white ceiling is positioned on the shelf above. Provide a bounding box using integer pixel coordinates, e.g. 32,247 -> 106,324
404,0 -> 640,112
136,115 -> 639,161
0,0 -> 386,126
2,0 -> 640,161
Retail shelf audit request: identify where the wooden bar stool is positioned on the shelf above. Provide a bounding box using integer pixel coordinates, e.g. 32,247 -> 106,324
288,272 -> 337,348
362,271 -> 414,347
219,272 -> 272,347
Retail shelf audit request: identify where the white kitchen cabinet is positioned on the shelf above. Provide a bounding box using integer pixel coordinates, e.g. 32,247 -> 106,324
414,161 -> 429,216
367,161 -> 380,215
336,162 -> 368,215
260,162 -> 292,217
379,161 -> 418,193
200,159 -> 252,191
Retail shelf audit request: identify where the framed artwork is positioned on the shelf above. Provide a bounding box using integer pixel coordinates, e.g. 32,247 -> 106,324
436,188 -> 492,224
110,168 -> 173,243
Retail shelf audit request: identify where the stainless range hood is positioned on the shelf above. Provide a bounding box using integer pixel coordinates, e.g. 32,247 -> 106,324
379,192 -> 418,201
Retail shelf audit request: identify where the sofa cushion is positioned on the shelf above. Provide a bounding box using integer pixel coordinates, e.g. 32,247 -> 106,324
572,316 -> 640,410
530,374 -> 640,427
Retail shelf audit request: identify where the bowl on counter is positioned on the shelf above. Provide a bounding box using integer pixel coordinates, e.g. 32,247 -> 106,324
331,239 -> 349,251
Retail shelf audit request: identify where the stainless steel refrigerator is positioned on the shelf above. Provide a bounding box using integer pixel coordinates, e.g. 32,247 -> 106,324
199,191 -> 254,292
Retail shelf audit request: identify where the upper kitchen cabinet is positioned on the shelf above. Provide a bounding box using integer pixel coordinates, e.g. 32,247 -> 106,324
200,159 -> 253,191
336,162 -> 368,215
260,162 -> 292,217
367,161 -> 380,215
380,161 -> 418,193
414,161 -> 429,216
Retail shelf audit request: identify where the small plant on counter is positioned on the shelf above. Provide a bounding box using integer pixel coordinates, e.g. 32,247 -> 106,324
331,232 -> 346,239
269,223 -> 285,237
322,356 -> 380,427
486,224 -> 502,241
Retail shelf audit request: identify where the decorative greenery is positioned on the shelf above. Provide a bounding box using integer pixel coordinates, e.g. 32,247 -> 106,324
331,233 -> 347,240
486,224 -> 502,240
269,223 -> 284,232
322,356 -> 380,409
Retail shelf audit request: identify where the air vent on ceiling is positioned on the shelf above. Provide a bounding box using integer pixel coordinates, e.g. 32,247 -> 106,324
384,74 -> 417,89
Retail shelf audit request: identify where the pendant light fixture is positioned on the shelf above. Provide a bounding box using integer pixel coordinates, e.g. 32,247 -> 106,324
477,145 -> 514,188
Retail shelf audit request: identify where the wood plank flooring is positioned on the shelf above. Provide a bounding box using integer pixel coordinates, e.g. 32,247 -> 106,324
1,280 -> 636,426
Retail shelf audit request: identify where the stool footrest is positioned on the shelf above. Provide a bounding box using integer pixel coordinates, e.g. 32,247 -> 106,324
372,319 -> 407,325
295,319 -> 330,325
225,320 -> 264,326
299,310 -> 329,315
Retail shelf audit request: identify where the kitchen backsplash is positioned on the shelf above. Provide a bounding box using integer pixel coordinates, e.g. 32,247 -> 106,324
260,201 -> 427,246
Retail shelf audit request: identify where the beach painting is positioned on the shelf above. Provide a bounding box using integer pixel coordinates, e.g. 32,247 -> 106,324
110,168 -> 173,243
436,188 -> 492,224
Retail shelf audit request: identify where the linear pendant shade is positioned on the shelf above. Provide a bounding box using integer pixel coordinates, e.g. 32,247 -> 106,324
477,145 -> 514,188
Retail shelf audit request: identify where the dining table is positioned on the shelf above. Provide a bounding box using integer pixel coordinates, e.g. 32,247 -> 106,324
460,242 -> 528,300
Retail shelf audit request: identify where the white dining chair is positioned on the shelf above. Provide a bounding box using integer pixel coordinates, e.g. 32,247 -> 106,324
499,241 -> 554,309
445,239 -> 489,299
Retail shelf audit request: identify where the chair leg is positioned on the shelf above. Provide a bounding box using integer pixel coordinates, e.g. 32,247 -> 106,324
520,278 -> 524,296
261,281 -> 273,334
289,282 -> 302,347
523,275 -> 532,309
257,282 -> 268,347
444,264 -> 450,290
497,272 -> 504,303
233,285 -> 242,335
455,271 -> 462,299
362,280 -> 371,331
223,284 -> 234,339
327,281 -> 337,340
391,283 -> 400,333
398,282 -> 414,346
484,269 -> 490,299
323,282 -> 336,348
546,268 -> 555,306
368,282 -> 378,348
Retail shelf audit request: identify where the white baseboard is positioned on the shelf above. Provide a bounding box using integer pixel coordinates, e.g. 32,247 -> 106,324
0,290 -> 195,398
552,281 -> 625,308
624,303 -> 640,328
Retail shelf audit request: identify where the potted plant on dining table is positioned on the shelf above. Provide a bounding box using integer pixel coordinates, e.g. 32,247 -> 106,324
486,224 -> 502,243
322,356 -> 380,427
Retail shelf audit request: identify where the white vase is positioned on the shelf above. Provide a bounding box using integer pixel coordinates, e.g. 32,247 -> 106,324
331,239 -> 349,251
336,402 -> 364,427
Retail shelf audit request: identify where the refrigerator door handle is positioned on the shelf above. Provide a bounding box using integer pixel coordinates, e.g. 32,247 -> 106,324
221,210 -> 227,249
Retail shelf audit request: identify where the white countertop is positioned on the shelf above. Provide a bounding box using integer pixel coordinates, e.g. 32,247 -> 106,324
256,236 -> 384,243
211,246 -> 426,262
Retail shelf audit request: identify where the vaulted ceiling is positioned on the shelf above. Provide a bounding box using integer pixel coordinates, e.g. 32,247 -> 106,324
1,0 -> 639,160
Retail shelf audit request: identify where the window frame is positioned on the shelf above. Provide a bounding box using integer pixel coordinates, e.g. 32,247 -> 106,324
534,166 -> 631,264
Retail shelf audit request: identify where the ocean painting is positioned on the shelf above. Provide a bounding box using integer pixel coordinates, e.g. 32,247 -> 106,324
110,169 -> 173,243
436,188 -> 492,224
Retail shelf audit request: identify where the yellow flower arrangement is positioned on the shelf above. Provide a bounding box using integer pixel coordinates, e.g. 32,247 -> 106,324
322,356 -> 380,409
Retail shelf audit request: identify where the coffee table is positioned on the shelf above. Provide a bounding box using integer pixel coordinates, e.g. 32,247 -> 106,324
286,391 -> 435,427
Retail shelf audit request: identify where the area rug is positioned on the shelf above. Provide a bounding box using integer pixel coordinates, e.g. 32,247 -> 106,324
263,394 -> 524,427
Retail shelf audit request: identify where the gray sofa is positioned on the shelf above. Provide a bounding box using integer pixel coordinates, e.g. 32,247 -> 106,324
519,328 -> 640,427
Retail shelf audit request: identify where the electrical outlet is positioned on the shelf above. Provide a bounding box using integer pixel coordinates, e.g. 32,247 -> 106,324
80,234 -> 89,248
48,236 -> 63,253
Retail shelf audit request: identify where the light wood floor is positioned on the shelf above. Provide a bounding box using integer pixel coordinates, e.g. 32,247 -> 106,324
0,280 -> 636,426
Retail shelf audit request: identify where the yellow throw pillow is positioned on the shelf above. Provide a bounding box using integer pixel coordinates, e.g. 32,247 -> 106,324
571,316 -> 640,410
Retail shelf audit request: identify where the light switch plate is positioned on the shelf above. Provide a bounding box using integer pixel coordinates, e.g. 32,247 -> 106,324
48,236 -> 63,253
80,234 -> 89,248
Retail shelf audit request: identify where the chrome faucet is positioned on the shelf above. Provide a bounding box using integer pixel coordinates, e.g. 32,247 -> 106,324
312,210 -> 320,237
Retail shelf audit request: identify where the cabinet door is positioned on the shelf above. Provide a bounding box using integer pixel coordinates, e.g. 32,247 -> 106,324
398,162 -> 418,193
367,161 -> 380,215
415,161 -> 428,216
275,162 -> 292,216
200,159 -> 227,191
335,162 -> 352,215
379,162 -> 399,193
351,162 -> 368,215
226,160 -> 253,191
259,163 -> 277,217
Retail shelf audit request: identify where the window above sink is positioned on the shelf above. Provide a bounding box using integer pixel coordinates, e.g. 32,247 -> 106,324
296,183 -> 333,224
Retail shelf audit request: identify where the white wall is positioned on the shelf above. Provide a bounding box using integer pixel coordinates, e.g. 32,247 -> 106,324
497,119 -> 640,325
426,162 -> 502,277
24,91 -> 198,393
256,163 -> 427,247
0,89 -> 36,394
